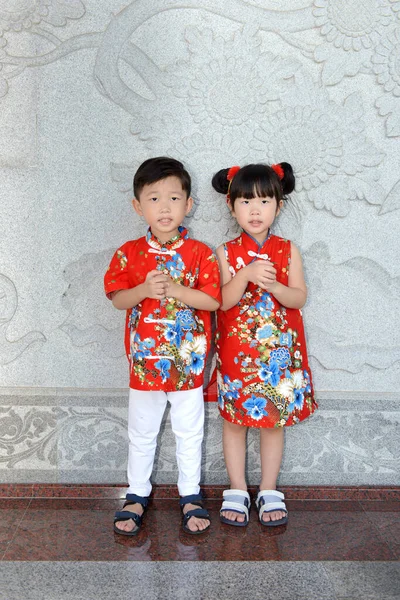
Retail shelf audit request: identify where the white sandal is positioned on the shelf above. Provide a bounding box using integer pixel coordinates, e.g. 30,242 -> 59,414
220,489 -> 250,527
256,489 -> 288,527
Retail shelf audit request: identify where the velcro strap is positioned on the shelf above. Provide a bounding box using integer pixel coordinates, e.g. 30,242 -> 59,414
179,493 -> 203,507
184,508 -> 209,521
125,493 -> 149,508
114,511 -> 141,524
220,500 -> 249,519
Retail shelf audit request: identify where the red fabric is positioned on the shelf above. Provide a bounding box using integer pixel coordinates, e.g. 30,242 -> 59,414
104,228 -> 221,392
215,231 -> 317,428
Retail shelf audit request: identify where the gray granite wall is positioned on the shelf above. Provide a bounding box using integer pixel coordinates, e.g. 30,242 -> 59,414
0,0 -> 399,485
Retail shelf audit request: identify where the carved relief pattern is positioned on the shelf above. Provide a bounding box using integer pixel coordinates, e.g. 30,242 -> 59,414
0,1 -> 399,482
0,405 -> 126,470
0,274 -> 45,365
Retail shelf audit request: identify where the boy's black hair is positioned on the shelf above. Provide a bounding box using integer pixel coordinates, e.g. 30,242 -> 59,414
212,162 -> 295,205
134,156 -> 191,199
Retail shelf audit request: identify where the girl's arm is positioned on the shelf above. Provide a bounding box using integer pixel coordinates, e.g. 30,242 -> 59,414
216,245 -> 247,311
216,245 -> 284,311
266,243 -> 307,309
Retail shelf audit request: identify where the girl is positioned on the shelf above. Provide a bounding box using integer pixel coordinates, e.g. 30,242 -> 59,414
212,162 -> 317,527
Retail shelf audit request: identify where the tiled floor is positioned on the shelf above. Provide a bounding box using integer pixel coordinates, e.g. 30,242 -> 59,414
1,497 -> 399,562
1,489 -> 399,600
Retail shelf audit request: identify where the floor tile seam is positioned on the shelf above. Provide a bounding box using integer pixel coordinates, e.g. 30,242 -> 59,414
1,497 -> 33,561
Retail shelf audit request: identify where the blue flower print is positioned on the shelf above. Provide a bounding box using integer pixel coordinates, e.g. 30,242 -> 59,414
257,325 -> 273,341
132,334 -> 156,360
166,254 -> 185,279
258,359 -> 280,387
175,309 -> 196,331
255,292 -> 274,318
243,395 -> 268,421
288,387 -> 305,414
279,332 -> 292,347
164,326 -> 177,343
270,348 -> 291,369
189,352 -> 204,375
155,358 -> 171,383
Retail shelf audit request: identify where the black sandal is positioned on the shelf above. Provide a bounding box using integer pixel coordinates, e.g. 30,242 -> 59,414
179,493 -> 211,535
113,493 -> 149,536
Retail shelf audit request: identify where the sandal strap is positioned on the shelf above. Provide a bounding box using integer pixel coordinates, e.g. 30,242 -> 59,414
124,493 -> 149,509
179,493 -> 204,508
256,490 -> 287,518
114,510 -> 142,525
220,500 -> 249,519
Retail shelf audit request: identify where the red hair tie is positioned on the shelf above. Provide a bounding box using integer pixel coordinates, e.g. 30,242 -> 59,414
227,165 -> 241,181
226,165 -> 241,203
271,163 -> 284,180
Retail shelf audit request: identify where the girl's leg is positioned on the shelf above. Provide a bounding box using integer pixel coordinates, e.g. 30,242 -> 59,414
116,388 -> 167,533
259,427 -> 286,523
168,386 -> 209,533
221,419 -> 248,523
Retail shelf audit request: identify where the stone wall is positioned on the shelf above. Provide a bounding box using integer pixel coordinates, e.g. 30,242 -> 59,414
0,0 -> 399,485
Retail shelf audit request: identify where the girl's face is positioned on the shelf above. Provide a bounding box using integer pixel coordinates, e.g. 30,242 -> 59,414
230,195 -> 283,243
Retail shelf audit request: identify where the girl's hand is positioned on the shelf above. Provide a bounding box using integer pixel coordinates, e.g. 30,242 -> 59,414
144,270 -> 168,300
244,260 -> 277,289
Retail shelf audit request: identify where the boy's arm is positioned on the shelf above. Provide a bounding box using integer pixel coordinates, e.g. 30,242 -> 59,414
165,246 -> 221,311
165,282 -> 220,311
111,270 -> 168,310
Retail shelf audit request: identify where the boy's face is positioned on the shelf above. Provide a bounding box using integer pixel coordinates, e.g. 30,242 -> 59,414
133,176 -> 193,243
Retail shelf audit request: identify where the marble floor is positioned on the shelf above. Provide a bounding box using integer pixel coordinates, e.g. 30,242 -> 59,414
1,487 -> 399,600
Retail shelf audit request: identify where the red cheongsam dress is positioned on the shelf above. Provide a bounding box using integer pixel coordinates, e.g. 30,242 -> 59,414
216,230 -> 317,428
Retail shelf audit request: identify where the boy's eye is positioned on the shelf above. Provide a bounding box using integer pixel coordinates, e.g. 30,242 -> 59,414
171,197 -> 180,201
150,197 -> 158,202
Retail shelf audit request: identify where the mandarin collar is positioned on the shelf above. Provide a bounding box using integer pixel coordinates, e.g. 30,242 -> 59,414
146,225 -> 188,249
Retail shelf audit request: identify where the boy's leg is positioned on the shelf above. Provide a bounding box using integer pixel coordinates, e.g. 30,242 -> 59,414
168,386 -> 208,532
259,427 -> 285,523
221,419 -> 248,523
115,388 -> 167,534
127,388 -> 168,495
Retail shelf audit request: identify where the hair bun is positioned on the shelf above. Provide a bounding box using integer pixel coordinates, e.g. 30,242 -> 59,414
212,168 -> 230,195
278,162 -> 295,195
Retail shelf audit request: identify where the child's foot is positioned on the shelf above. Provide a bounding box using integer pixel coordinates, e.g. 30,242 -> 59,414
114,502 -> 144,534
180,494 -> 211,534
220,489 -> 250,527
261,508 -> 287,524
182,503 -> 210,533
256,489 -> 288,527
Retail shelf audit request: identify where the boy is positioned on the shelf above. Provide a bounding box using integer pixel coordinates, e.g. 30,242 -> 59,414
104,157 -> 221,535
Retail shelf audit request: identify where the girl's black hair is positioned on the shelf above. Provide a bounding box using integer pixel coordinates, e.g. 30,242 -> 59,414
212,162 -> 295,205
134,156 -> 191,198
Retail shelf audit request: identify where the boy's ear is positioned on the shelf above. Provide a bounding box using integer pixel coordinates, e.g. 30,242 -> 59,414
132,197 -> 142,216
185,196 -> 194,215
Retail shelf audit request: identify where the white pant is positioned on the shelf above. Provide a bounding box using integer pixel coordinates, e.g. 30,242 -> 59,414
127,386 -> 205,497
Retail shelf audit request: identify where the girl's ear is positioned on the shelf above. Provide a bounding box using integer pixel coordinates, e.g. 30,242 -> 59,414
276,199 -> 283,217
132,198 -> 142,216
185,196 -> 194,215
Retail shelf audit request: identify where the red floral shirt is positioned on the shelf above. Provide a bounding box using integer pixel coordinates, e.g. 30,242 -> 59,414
104,227 -> 221,391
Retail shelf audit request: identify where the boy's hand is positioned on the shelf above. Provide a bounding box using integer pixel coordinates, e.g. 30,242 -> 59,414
164,279 -> 182,301
143,270 -> 168,300
244,260 -> 277,290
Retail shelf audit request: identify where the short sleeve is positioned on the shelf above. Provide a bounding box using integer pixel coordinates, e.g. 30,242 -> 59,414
197,248 -> 222,305
104,243 -> 132,299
